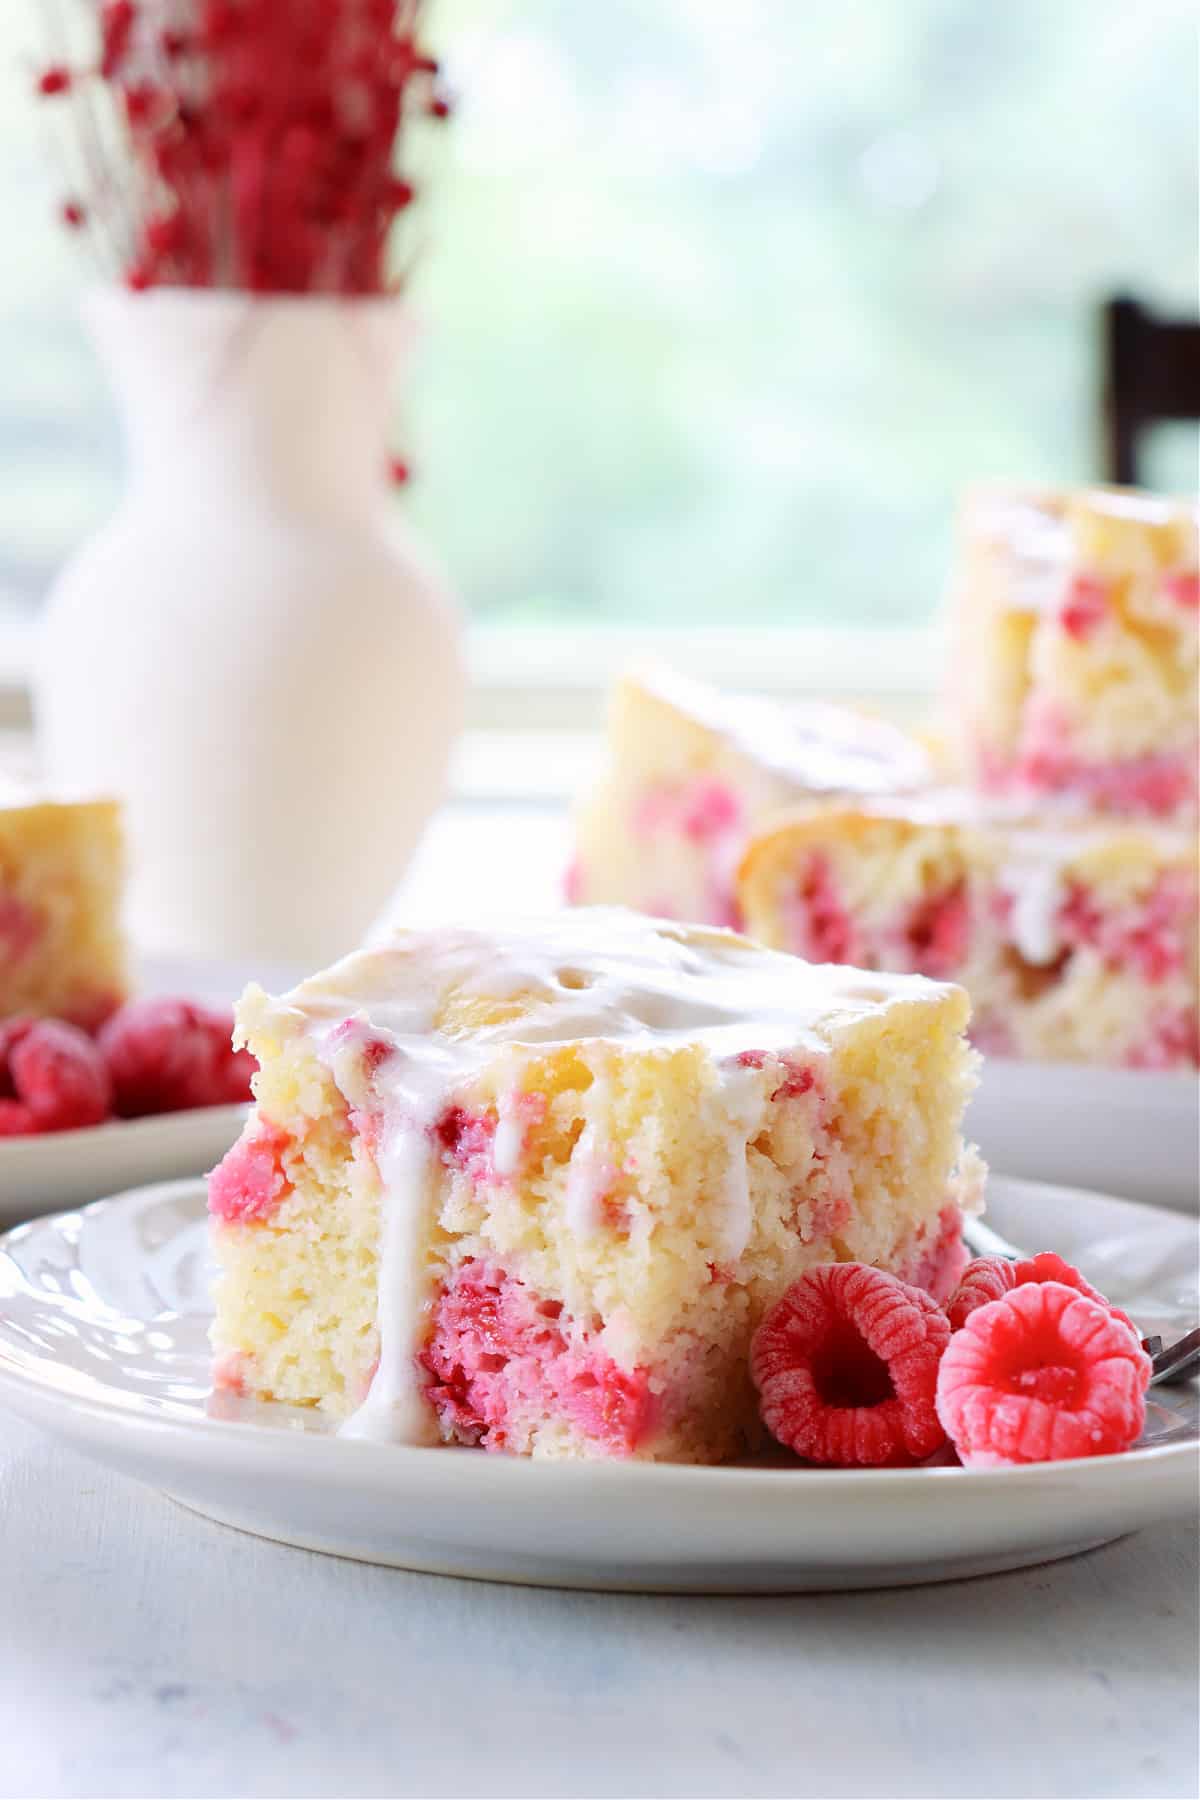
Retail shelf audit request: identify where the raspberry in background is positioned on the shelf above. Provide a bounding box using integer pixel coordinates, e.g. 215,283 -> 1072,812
936,1280 -> 1151,1467
0,1014 -> 36,1074
0,1100 -> 39,1136
99,997 -> 255,1117
2,1017 -> 112,1131
751,1262 -> 950,1467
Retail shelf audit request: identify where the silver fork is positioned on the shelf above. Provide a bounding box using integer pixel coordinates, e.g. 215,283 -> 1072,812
962,1215 -> 1200,1389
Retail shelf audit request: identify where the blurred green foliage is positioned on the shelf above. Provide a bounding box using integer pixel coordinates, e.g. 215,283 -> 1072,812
1,0 -> 1196,625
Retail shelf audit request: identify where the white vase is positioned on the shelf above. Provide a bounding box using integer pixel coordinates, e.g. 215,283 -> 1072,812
35,288 -> 464,967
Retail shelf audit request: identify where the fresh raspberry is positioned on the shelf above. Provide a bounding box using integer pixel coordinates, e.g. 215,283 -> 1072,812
98,997 -> 256,1117
0,1015 -> 36,1088
751,1263 -> 951,1466
936,1281 -> 1151,1467
947,1252 -> 1138,1340
0,1100 -> 38,1137
7,1020 -> 112,1131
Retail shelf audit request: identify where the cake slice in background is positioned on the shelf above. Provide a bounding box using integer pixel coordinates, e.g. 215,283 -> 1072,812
570,666 -> 933,929
949,486 -> 1198,819
0,786 -> 129,1029
208,909 -> 982,1463
739,796 -> 1198,1068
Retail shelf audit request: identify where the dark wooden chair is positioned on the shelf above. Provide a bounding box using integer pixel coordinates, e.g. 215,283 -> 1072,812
1102,296 -> 1200,486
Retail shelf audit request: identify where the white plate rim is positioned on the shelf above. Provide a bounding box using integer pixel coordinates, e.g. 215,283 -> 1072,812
0,1101 -> 248,1162
0,1174 -> 1194,1504
977,1058 -> 1197,1106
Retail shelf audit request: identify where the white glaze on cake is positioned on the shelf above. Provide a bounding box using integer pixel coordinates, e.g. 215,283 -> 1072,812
491,1092 -> 525,1179
999,858 -> 1068,967
712,1061 -> 763,1263
632,665 -> 932,795
971,488 -> 1200,616
237,909 -> 960,1445
973,492 -> 1070,616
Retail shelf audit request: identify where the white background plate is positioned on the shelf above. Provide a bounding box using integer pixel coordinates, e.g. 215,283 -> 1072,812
968,1059 -> 1197,1213
0,953 -> 300,1223
0,1173 -> 1194,1593
0,1101 -> 247,1221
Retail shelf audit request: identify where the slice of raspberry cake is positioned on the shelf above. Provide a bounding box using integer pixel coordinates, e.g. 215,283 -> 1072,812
950,485 -> 1198,819
208,910 -> 981,1462
739,798 -> 1198,1067
570,666 -> 933,930
0,785 -> 128,1028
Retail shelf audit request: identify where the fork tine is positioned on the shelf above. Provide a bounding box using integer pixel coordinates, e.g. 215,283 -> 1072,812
959,1216 -> 1198,1386
1151,1326 -> 1200,1388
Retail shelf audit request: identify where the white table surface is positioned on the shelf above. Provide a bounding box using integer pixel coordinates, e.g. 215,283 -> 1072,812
1,1415 -> 1196,1800
2,799 -> 1198,1799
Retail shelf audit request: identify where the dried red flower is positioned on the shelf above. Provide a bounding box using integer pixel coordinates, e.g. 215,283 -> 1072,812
201,0 -> 240,44
37,65 -> 73,97
99,1 -> 137,79
121,83 -> 163,126
40,0 -> 449,298
145,212 -> 188,255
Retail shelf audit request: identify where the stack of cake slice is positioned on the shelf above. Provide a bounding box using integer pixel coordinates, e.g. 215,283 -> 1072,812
949,482 -> 1194,813
570,485 -> 1199,1068
950,486 -> 1197,818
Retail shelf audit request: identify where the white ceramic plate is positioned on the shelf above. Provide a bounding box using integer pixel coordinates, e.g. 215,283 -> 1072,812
0,1174 -> 1194,1593
0,953 -> 301,1223
0,1102 -> 248,1222
968,1059 -> 1197,1214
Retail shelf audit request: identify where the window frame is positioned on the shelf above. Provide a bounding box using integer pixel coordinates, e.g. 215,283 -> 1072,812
0,615 -> 940,738
467,622 -> 940,730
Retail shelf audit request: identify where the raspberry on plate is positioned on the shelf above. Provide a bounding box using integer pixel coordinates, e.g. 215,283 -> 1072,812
0,1099 -> 38,1136
99,997 -> 255,1117
750,1262 -> 951,1467
947,1251 -> 1138,1339
936,1280 -> 1151,1468
0,1015 -> 35,1068
2,1018 -> 112,1133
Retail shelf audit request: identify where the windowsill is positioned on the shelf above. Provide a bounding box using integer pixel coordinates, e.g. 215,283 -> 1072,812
0,617 -> 940,797
468,623 -> 940,729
